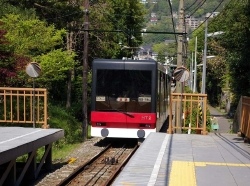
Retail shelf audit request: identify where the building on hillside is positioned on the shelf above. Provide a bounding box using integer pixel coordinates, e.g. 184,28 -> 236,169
138,45 -> 153,60
206,12 -> 220,18
173,12 -> 178,19
185,16 -> 200,30
140,0 -> 148,4
150,12 -> 158,24
141,28 -> 147,36
165,40 -> 175,45
151,52 -> 158,61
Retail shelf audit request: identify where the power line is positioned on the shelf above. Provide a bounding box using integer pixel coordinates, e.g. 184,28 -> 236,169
188,0 -> 226,36
188,0 -> 207,17
167,0 -> 177,44
184,0 -> 199,11
82,29 -> 185,35
208,0 -> 236,25
93,2 -> 145,43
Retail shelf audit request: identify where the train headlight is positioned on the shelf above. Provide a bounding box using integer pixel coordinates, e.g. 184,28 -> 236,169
96,122 -> 106,126
140,124 -> 151,128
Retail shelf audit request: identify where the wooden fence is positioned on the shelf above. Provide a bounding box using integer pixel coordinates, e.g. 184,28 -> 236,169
234,96 -> 250,138
168,92 -> 208,135
0,87 -> 48,128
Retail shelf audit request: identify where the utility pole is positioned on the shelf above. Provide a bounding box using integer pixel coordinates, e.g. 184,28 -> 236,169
83,0 -> 89,140
175,0 -> 184,133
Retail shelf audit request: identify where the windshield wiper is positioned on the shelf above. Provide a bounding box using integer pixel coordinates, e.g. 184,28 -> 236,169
121,111 -> 135,118
98,109 -> 135,118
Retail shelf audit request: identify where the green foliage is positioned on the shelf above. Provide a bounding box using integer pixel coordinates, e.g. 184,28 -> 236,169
0,25 -> 17,85
171,0 -> 231,17
48,104 -> 83,146
153,43 -> 167,53
209,0 -> 250,106
0,12 -> 78,99
143,18 -> 175,45
0,14 -> 66,57
0,0 -> 37,19
35,49 -> 77,87
6,0 -> 83,29
88,0 -> 146,59
183,86 -> 212,133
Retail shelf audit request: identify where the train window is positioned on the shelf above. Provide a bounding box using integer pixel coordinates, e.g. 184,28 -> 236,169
95,69 -> 152,113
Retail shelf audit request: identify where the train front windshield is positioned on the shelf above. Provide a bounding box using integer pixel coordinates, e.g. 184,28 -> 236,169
95,69 -> 152,113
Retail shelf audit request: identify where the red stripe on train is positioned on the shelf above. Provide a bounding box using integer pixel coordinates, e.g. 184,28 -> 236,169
91,111 -> 156,129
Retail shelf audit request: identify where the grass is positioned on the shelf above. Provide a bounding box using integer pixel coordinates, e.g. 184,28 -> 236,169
52,125 -> 91,161
52,143 -> 83,161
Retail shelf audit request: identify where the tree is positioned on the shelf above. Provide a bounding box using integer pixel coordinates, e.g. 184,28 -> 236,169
143,17 -> 175,45
6,0 -> 83,30
35,49 -> 76,89
212,1 -> 250,106
87,0 -> 146,59
0,14 -> 77,91
0,14 -> 66,57
0,0 -> 147,141
0,23 -> 29,86
206,40 -> 227,105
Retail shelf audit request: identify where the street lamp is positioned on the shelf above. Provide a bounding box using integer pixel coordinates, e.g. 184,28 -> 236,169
201,18 -> 224,94
199,56 -> 215,93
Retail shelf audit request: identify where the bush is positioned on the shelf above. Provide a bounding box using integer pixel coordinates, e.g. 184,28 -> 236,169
48,105 -> 83,149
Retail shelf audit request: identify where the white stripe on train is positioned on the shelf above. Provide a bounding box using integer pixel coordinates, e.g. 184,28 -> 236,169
91,127 -> 156,138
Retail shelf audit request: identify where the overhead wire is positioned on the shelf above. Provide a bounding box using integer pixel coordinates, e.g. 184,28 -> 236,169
30,0 -> 183,56
36,1 -> 179,44
92,1 -> 181,46
188,0 -> 207,17
167,0 -> 177,44
208,0 -> 236,25
184,0 -> 199,11
92,1 -> 164,41
183,15 -> 189,64
188,0 -> 227,36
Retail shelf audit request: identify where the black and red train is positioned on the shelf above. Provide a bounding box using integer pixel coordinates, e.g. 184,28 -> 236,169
91,59 -> 171,138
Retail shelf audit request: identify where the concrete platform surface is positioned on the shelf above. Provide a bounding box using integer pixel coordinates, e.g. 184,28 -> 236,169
0,127 -> 64,165
114,132 -> 250,186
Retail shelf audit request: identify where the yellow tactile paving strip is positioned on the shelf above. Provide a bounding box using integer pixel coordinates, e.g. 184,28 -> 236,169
169,161 -> 197,186
169,161 -> 250,186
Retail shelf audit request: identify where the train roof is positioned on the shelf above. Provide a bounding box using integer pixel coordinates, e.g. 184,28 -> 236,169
92,59 -> 168,74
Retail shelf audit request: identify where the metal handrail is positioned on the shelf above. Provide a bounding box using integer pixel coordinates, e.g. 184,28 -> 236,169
168,92 -> 208,135
0,87 -> 48,128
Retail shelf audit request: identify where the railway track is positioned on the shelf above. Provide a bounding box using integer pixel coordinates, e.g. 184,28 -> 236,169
58,140 -> 138,186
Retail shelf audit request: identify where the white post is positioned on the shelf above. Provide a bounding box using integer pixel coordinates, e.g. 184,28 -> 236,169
201,19 -> 208,94
33,78 -> 35,128
188,123 -> 191,134
190,52 -> 193,91
193,36 -> 198,93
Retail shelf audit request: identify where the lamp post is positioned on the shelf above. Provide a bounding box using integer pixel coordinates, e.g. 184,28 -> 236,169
25,62 -> 41,128
196,56 -> 215,93
201,17 -> 224,94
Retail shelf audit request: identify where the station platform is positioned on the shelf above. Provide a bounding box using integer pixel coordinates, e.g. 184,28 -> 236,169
113,132 -> 250,186
0,127 -> 64,186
